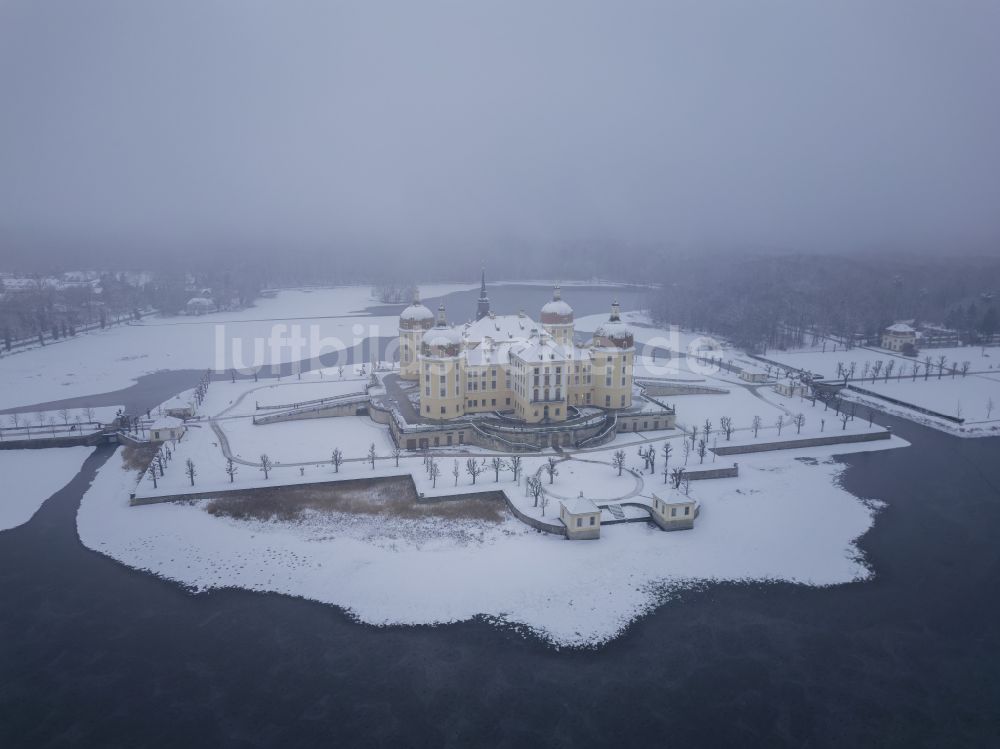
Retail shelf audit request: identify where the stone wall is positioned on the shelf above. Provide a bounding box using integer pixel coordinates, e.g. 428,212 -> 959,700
0,431 -> 109,450
682,463 -> 739,480
711,429 -> 891,456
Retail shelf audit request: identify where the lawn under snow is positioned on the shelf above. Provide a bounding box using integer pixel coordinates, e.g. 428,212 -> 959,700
0,447 -> 94,530
79,435 -> 905,647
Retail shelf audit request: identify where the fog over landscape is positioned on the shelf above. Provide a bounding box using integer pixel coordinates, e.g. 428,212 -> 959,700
2,0 -> 1000,273
3,3 -> 1000,748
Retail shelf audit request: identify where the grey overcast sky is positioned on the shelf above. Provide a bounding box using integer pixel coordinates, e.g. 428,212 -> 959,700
1,0 -> 999,260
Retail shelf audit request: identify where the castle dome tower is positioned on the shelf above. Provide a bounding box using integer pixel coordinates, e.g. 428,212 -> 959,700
592,300 -> 635,410
398,289 -> 435,380
419,304 -> 465,420
540,284 -> 575,347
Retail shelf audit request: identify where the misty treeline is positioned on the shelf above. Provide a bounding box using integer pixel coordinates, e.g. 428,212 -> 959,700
0,269 -> 263,349
644,254 -> 1000,353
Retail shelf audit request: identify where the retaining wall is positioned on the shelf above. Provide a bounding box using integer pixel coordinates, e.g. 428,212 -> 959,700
0,431 -> 108,450
845,384 -> 964,424
711,429 -> 891,456
681,463 -> 739,480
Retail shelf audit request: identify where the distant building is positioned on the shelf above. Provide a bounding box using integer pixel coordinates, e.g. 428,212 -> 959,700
881,323 -> 917,352
185,296 -> 216,315
149,416 -> 186,442
560,494 -> 601,540
650,493 -> 697,531
916,324 -> 961,349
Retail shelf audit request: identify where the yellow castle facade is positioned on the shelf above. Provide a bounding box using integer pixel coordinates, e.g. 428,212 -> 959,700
398,281 -> 634,424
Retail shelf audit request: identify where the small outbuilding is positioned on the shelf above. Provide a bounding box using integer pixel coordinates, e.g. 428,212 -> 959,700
774,381 -> 806,398
560,493 -> 601,540
163,394 -> 196,419
149,416 -> 186,442
650,493 -> 698,531
739,370 -> 768,383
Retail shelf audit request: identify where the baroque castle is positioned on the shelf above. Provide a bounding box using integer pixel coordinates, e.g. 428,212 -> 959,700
399,274 -> 635,424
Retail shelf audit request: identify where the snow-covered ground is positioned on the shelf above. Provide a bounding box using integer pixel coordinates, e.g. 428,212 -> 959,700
0,285 -> 472,411
0,447 -> 94,530
0,286 -> 915,646
1,405 -> 121,431
79,434 -> 905,648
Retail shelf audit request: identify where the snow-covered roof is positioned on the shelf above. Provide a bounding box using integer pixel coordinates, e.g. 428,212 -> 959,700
885,323 -> 916,334
421,326 -> 464,350
540,298 -> 574,323
509,333 -> 575,363
561,496 -> 600,515
150,416 -> 184,430
463,313 -> 535,343
400,302 -> 434,323
186,296 -> 214,307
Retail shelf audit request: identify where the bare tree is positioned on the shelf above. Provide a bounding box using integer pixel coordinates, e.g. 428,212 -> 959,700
612,450 -> 626,476
682,477 -> 691,496
9,412 -> 20,429
538,485 -> 550,517
840,412 -> 850,430
429,459 -> 441,488
776,414 -> 785,436
83,406 -> 95,423
185,458 -> 197,486
544,457 -> 559,484
987,396 -> 996,420
58,408 -> 70,426
465,458 -> 484,484
259,454 -> 273,479
689,424 -> 698,448
793,413 -> 806,434
961,361 -> 971,377
720,416 -> 734,441
872,360 -> 883,382
682,440 -> 691,465
507,455 -> 522,483
923,355 -> 932,381
752,415 -> 762,438
697,438 -> 707,464
671,467 -> 685,489
225,458 -> 238,483
884,360 -> 895,382
367,443 -> 377,470
936,355 -> 947,380
662,442 -> 673,471
148,467 -> 158,490
452,459 -> 460,486
527,475 -> 544,507
490,457 -> 505,482
331,448 -> 343,473
392,445 -> 401,467
703,419 -> 713,442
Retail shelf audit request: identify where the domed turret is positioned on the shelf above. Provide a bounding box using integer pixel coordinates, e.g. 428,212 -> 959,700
399,289 -> 434,331
593,301 -> 633,349
421,305 -> 463,357
540,285 -> 574,325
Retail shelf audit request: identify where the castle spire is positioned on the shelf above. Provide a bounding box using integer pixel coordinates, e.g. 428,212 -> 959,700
553,283 -> 562,301
476,265 -> 490,321
436,303 -> 447,327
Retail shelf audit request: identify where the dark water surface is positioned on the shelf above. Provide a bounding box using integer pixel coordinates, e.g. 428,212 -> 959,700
1,287 -> 999,747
